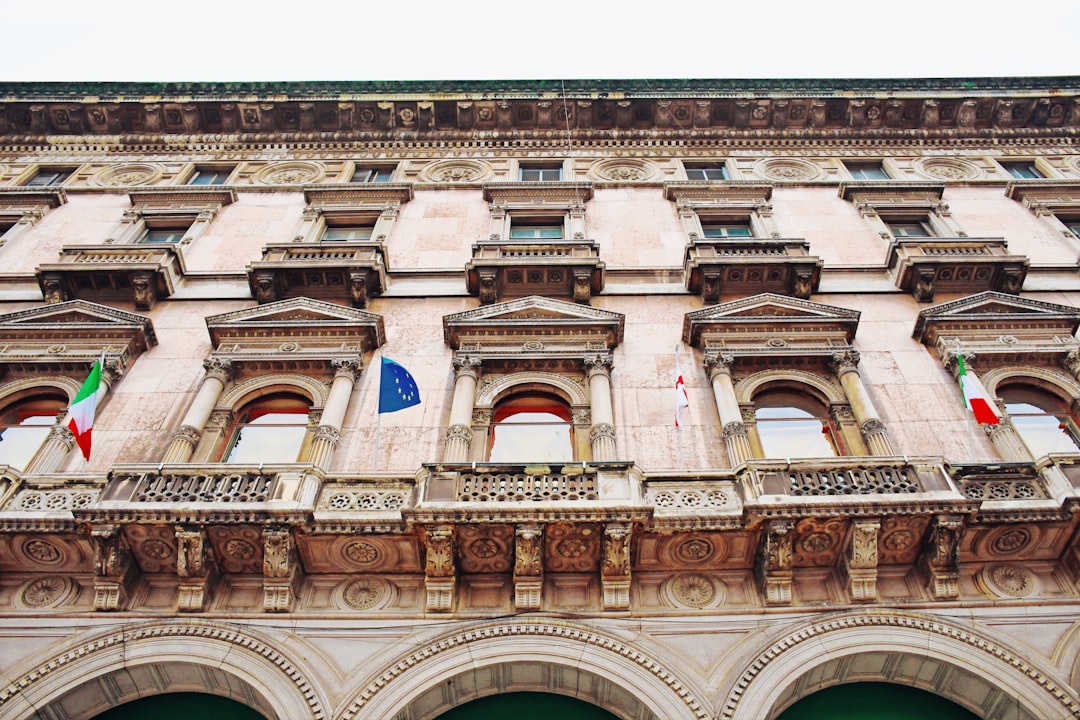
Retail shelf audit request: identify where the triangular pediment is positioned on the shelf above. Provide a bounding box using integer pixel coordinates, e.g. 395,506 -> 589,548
206,296 -> 386,351
913,291 -> 1080,345
683,293 -> 860,347
0,300 -> 156,372
444,295 -> 624,349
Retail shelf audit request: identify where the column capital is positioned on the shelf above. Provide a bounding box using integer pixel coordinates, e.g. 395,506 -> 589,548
829,349 -> 861,375
704,350 -> 735,378
452,354 -> 482,378
330,356 -> 362,380
1064,348 -> 1080,376
589,422 -> 616,442
202,357 -> 234,383
584,353 -> 613,377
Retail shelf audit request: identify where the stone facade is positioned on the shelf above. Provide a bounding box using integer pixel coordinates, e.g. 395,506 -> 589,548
1,78 -> 1080,719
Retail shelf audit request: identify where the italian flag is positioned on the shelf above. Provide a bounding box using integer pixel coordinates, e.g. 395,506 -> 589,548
957,354 -> 1000,425
675,347 -> 690,427
68,355 -> 104,460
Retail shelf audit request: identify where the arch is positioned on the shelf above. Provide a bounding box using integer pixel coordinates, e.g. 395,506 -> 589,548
0,619 -> 328,720
719,610 -> 1080,720
336,619 -> 709,720
476,371 -> 589,407
981,365 -> 1080,400
216,373 -> 329,411
733,369 -> 845,406
0,375 -> 82,405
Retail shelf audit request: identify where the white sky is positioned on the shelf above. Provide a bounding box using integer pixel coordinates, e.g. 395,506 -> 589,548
3,0 -> 1079,82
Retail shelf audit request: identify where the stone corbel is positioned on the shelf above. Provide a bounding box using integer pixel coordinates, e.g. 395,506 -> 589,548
348,270 -> 369,308
843,519 -> 880,602
758,520 -> 793,605
91,524 -> 136,611
602,523 -> 631,610
514,523 -> 543,611
176,526 -> 216,612
477,269 -> 498,305
262,526 -> 299,612
920,515 -> 963,600
424,525 -> 456,612
572,269 -> 592,304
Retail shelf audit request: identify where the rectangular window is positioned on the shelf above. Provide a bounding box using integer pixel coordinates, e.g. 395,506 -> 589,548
1001,161 -> 1044,179
1066,220 -> 1080,237
136,228 -> 188,244
351,167 -> 394,183
25,168 -> 72,187
509,223 -> 563,240
321,225 -> 374,242
519,165 -> 562,182
685,163 -> 729,181
846,162 -> 889,180
188,167 -> 233,185
887,220 -> 935,238
701,222 -> 753,238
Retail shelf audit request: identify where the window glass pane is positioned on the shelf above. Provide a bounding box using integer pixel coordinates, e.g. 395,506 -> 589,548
489,411 -> 573,462
322,226 -> 374,241
189,169 -> 229,185
509,225 -> 563,239
847,162 -> 889,180
352,167 -> 393,183
0,414 -> 55,471
225,411 -> 308,463
519,167 -> 561,182
26,170 -> 71,187
702,223 -> 752,238
686,165 -> 727,181
756,406 -> 837,458
1002,162 -> 1043,179
888,221 -> 932,237
1005,400 -> 1080,457
138,229 -> 186,244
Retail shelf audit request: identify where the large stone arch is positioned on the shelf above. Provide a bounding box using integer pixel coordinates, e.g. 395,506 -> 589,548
337,619 -> 710,720
476,370 -> 589,407
733,368 -> 845,406
0,619 -> 328,720
981,364 -> 1080,400
217,373 -> 330,410
0,375 -> 82,405
719,610 -> 1080,720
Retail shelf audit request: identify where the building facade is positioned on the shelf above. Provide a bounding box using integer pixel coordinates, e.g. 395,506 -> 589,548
0,78 -> 1080,719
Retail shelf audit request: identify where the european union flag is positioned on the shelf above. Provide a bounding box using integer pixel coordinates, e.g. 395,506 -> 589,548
378,356 -> 421,413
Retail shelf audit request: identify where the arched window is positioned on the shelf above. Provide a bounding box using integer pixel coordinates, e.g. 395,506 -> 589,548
223,392 -> 311,463
1000,385 -> 1080,458
754,389 -> 839,459
0,393 -> 66,471
488,392 -> 573,463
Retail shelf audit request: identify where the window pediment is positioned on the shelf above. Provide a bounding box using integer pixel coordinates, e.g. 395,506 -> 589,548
839,181 -> 945,204
128,188 -> 236,209
206,297 -> 385,371
0,299 -> 155,375
443,295 -> 623,351
0,188 -> 66,219
664,181 -> 772,204
682,293 -> 860,353
913,291 -> 1080,364
482,182 -> 593,205
303,185 -> 413,207
1005,180 -> 1080,209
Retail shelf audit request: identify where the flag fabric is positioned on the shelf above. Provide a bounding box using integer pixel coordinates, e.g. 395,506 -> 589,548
957,354 -> 1000,425
378,356 -> 421,413
68,354 -> 104,460
675,347 -> 690,427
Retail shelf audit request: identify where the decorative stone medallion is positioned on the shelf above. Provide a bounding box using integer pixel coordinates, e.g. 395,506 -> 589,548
754,158 -> 821,182
93,163 -> 163,187
22,538 -> 64,565
339,577 -> 388,610
224,538 -> 257,560
255,161 -> 325,185
141,539 -> 172,560
16,576 -> 75,609
420,159 -> 492,183
673,537 -> 717,564
914,158 -> 980,181
344,540 -> 380,565
981,563 -> 1036,598
987,526 -> 1033,556
662,573 -> 724,609
588,159 -> 657,182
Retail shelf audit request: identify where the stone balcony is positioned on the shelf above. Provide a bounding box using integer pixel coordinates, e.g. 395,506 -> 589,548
246,241 -> 387,308
465,239 -> 605,304
36,244 -> 186,310
887,237 -> 1029,302
683,238 -> 823,302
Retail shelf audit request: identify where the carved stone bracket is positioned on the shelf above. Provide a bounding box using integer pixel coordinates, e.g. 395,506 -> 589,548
262,527 -> 298,613
843,519 -> 880,602
602,523 -> 631,611
514,523 -> 543,611
759,520 -> 793,605
176,525 -> 216,612
91,524 -> 136,612
424,525 -> 456,612
921,515 -> 963,600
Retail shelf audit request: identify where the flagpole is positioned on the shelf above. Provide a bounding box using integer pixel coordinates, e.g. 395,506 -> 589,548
373,409 -> 382,472
676,345 -> 685,469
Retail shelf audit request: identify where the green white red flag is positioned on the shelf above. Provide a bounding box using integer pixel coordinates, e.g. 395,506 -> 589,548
957,354 -> 1000,425
68,354 -> 104,460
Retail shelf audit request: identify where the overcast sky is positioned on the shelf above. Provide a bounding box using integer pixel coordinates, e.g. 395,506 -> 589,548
4,1 -> 1079,83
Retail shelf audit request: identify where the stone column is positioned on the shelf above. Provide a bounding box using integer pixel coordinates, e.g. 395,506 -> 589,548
830,350 -> 894,455
585,354 -> 616,461
27,358 -> 121,473
949,352 -> 1029,461
161,358 -> 233,463
443,356 -> 479,462
309,357 -> 360,468
705,351 -> 752,466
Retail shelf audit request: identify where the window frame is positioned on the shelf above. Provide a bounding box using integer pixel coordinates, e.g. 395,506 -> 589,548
517,164 -> 564,182
220,392 -> 314,464
750,387 -> 843,460
999,160 -> 1048,180
185,165 -> 235,186
348,164 -> 396,184
487,391 -> 576,463
21,166 -> 77,188
0,391 -> 68,471
845,161 -> 891,181
998,383 -> 1080,459
683,161 -> 731,182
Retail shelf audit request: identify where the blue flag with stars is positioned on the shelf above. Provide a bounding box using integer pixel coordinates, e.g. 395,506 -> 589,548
378,356 -> 421,413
